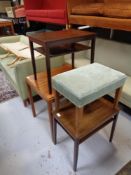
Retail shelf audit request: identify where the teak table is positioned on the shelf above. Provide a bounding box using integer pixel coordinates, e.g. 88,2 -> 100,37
27,29 -> 96,94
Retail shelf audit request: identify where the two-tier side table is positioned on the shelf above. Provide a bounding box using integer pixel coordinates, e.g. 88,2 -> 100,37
27,29 -> 96,94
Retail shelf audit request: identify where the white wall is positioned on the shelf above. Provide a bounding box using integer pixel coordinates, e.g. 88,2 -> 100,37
65,38 -> 131,76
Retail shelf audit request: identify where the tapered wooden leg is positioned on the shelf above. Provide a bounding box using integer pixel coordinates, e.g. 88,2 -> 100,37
71,44 -> 75,69
27,98 -> 30,105
10,23 -> 15,35
23,99 -> 28,107
73,140 -> 79,171
26,82 -> 36,117
23,99 -> 30,107
109,113 -> 119,142
66,24 -> 71,29
53,118 -> 57,145
47,101 -> 54,140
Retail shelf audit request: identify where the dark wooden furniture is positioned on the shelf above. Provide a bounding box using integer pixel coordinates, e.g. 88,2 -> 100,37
27,29 -> 96,94
52,63 -> 126,171
53,87 -> 121,171
0,19 -> 14,35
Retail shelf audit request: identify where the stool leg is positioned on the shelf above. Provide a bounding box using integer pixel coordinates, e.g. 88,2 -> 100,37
73,140 -> 79,171
109,113 -> 119,142
23,99 -> 28,107
47,101 -> 54,140
27,83 -> 36,117
10,23 -> 15,35
53,118 -> 57,145
23,99 -> 30,107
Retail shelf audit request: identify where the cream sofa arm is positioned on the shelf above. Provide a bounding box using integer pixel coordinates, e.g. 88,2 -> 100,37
0,35 -> 22,44
0,35 -> 20,55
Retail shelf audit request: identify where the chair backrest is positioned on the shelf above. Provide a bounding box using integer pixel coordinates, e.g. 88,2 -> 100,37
14,5 -> 26,18
24,0 -> 43,10
42,0 -> 67,9
24,0 -> 67,10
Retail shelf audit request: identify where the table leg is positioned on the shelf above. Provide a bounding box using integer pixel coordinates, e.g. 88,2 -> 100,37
29,41 -> 37,80
71,43 -> 75,69
73,140 -> 79,171
109,113 -> 119,142
47,101 -> 53,140
0,27 -> 3,35
10,23 -> 15,34
45,46 -> 52,94
90,37 -> 96,63
53,118 -> 57,145
26,82 -> 36,117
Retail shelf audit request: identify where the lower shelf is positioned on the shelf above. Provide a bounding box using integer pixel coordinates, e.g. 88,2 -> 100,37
54,98 -> 119,140
35,43 -> 90,57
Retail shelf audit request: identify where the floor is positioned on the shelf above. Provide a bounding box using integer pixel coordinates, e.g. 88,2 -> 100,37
0,96 -> 131,175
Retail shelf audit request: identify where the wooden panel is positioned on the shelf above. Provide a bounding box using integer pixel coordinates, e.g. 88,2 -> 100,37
69,15 -> 131,31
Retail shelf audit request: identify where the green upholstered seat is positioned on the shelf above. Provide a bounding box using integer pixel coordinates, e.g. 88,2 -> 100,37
52,63 -> 127,107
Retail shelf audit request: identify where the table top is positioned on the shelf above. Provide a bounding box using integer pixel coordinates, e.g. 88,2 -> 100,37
27,29 -> 96,46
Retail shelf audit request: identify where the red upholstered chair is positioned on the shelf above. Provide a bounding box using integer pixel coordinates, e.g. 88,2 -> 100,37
14,5 -> 26,18
23,0 -> 68,27
6,5 -> 26,18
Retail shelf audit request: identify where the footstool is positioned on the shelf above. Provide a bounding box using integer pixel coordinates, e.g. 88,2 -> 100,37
52,63 -> 127,171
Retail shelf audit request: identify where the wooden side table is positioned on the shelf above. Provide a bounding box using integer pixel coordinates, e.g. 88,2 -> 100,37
52,63 -> 127,171
0,19 -> 14,35
26,64 -> 72,139
27,29 -> 96,94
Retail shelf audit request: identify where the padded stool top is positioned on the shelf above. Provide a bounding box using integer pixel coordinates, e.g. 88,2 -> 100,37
52,63 -> 127,107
